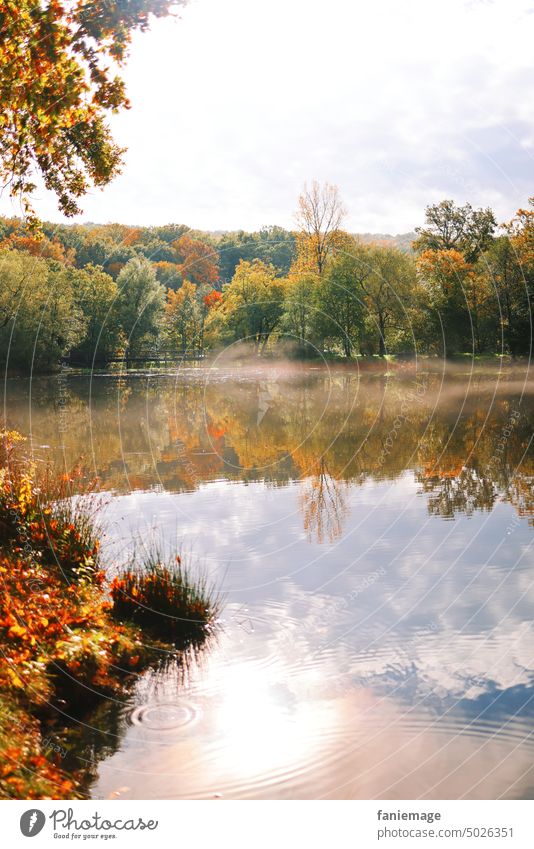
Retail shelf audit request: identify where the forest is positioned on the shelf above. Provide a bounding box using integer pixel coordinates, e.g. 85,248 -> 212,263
1,186 -> 532,373
0,2 -> 532,373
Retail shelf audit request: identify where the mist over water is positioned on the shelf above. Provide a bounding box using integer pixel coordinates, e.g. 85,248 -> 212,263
5,363 -> 534,799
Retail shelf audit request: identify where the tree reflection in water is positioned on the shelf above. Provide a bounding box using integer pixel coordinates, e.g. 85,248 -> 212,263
5,365 -> 534,531
299,458 -> 349,543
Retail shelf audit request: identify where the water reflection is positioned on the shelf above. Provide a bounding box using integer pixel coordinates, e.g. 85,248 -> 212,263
4,365 -> 534,798
299,460 -> 349,543
7,367 -> 534,530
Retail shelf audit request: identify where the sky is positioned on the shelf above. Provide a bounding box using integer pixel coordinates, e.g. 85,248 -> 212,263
2,0 -> 534,233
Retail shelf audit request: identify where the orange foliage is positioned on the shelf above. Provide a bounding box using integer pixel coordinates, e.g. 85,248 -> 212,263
122,227 -> 143,246
203,289 -> 222,310
416,248 -> 472,280
507,199 -> 534,266
290,230 -> 347,277
173,234 -> 219,287
0,232 -> 75,265
207,421 -> 226,439
0,432 -> 161,798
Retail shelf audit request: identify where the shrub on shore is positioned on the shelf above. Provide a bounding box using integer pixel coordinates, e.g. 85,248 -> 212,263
0,430 -> 219,798
0,697 -> 76,799
110,551 -> 220,642
0,433 -> 103,583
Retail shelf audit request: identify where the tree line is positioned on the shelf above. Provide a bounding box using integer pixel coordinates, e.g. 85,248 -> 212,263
0,184 -> 532,372
1,6 -> 531,370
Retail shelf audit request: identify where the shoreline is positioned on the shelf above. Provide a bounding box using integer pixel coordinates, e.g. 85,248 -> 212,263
0,432 -> 218,799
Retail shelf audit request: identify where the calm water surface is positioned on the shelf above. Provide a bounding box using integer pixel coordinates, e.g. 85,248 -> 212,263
5,363 -> 534,799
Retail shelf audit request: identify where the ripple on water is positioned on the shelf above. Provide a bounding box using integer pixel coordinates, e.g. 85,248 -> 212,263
128,700 -> 201,732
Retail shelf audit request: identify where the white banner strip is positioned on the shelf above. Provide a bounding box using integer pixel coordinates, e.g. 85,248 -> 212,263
2,800 -> 533,848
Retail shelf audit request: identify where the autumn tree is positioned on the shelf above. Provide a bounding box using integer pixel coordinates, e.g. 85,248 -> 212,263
221,260 -> 286,352
295,181 -> 346,276
154,261 -> 183,291
0,230 -> 75,265
203,289 -> 223,311
416,248 -> 476,355
0,1 -> 182,222
413,200 -> 496,263
69,227 -> 117,268
507,197 -> 534,267
172,234 -> 219,288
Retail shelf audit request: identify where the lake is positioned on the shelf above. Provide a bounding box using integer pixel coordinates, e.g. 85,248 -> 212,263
4,362 -> 534,799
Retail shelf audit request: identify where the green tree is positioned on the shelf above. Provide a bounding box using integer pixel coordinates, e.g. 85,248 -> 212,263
256,226 -> 296,275
479,236 -> 531,356
69,265 -> 120,364
217,227 -> 295,281
316,249 -> 366,357
362,246 -> 417,356
221,260 -> 286,352
165,281 -> 202,353
414,200 -> 496,263
283,273 -> 320,355
0,249 -> 85,371
115,257 -> 165,355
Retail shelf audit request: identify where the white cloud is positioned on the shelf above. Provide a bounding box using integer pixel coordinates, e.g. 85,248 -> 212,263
1,0 -> 533,231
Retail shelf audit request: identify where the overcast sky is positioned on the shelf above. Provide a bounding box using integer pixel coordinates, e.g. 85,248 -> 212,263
3,0 -> 534,233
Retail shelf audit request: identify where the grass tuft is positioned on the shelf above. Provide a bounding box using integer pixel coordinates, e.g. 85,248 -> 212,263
110,549 -> 220,642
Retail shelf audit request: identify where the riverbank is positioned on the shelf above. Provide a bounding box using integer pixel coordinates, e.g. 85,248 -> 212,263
3,352 -> 527,382
0,430 -> 218,799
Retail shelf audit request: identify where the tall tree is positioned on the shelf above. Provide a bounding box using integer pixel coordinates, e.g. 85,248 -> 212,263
221,260 -> 286,352
165,281 -> 202,352
172,234 -> 219,288
69,264 -> 120,364
283,272 -> 320,355
362,245 -> 417,356
115,257 -> 165,354
295,181 -> 346,276
0,0 -> 182,221
316,250 -> 366,357
413,200 -> 496,263
416,248 -> 475,355
475,200 -> 534,356
0,249 -> 85,371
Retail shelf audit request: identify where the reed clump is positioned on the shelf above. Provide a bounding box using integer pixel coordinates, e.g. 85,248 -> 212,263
110,550 -> 220,642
